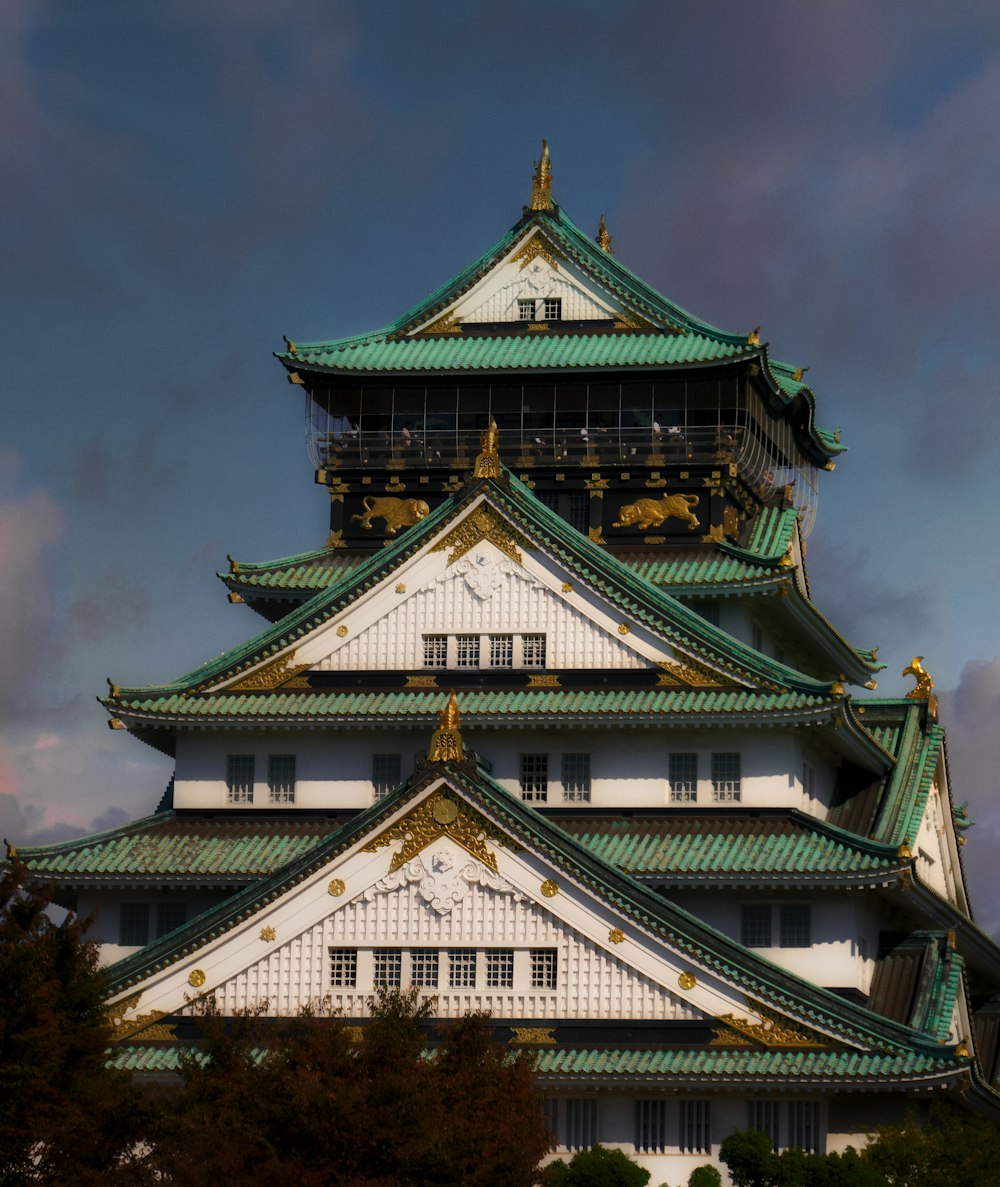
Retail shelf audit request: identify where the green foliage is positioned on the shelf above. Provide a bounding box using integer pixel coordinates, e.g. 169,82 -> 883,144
862,1102 -> 1000,1187
689,1165 -> 722,1187
720,1128 -> 889,1187
542,1144 -> 651,1187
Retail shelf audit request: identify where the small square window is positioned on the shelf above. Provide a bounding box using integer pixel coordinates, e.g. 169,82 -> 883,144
522,634 -> 546,669
489,634 -> 514,668
669,752 -> 698,803
373,948 -> 402,987
119,903 -> 149,947
566,492 -> 589,532
543,297 -> 562,321
455,635 -> 480,668
329,948 -> 358,988
411,949 -> 439,987
741,904 -> 772,948
561,753 -> 591,803
780,904 -> 811,948
530,948 -> 558,989
485,949 -> 514,988
423,635 -> 448,669
711,752 -> 742,802
372,753 -> 402,801
679,1099 -> 711,1155
267,754 -> 296,804
635,1099 -> 668,1154
520,754 -> 549,803
156,903 -> 187,939
226,754 -> 255,804
518,298 -> 536,321
448,949 -> 477,988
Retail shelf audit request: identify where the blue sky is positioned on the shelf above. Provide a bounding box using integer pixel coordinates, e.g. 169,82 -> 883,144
4,1 -> 1000,929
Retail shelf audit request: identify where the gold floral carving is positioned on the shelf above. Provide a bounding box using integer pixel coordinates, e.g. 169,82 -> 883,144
511,236 -> 562,270
336,624 -> 349,637
655,659 -> 725,688
228,653 -> 308,691
701,524 -> 726,544
432,506 -> 529,565
608,927 -> 625,944
541,879 -> 559,897
260,926 -> 277,942
527,674 -> 560,687
361,791 -> 516,873
561,581 -> 573,593
115,1010 -> 177,1042
419,311 -> 462,335
588,527 -> 605,543
406,675 -> 439,688
710,999 -> 831,1048
511,1027 -> 556,1045
395,583 -> 407,594
326,529 -> 346,549
328,878 -> 346,896
618,624 -> 631,635
106,991 -> 142,1031
188,969 -> 206,988
678,972 -> 697,991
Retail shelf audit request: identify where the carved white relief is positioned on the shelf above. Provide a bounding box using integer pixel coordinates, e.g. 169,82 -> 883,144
363,846 -> 526,915
436,552 -> 541,601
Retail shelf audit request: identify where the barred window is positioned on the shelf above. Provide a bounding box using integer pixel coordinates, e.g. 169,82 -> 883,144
748,1100 -> 779,1150
669,752 -> 698,803
520,753 -> 549,803
226,754 -> 255,804
455,635 -> 480,668
543,1099 -> 559,1150
267,754 -> 296,804
329,948 -> 358,988
530,948 -> 558,989
448,949 -> 477,988
423,635 -> 448,669
411,949 -> 439,987
788,1101 -> 820,1153
156,903 -> 187,939
780,904 -> 812,948
741,904 -> 772,948
543,297 -> 562,321
119,903 -> 149,946
563,1098 -> 597,1151
373,949 -> 402,987
711,751 -> 742,802
522,634 -> 547,668
489,634 -> 514,668
679,1099 -> 711,1155
566,492 -> 589,532
372,753 -> 402,801
518,298 -> 536,321
561,753 -> 591,803
635,1099 -> 669,1154
485,949 -> 514,988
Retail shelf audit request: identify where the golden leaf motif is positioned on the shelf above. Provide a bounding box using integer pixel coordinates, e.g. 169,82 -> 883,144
260,926 -> 277,942
228,653 -> 308,691
710,999 -> 831,1048
188,969 -> 206,988
608,927 -> 625,944
328,878 -> 346,897
361,792 -> 516,873
432,506 -> 529,566
510,1027 -> 556,1045
541,879 -> 559,897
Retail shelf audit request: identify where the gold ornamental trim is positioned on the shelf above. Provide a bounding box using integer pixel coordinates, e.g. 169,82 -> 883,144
188,969 -> 206,988
432,505 -> 530,566
655,659 -> 726,688
428,690 -> 463,762
260,926 -> 277,942
529,140 -> 554,212
473,418 -> 501,478
608,927 -> 626,944
903,656 -> 938,720
511,1027 -> 556,1045
511,236 -> 563,271
419,311 -> 462,335
227,652 -> 309,691
406,675 -> 439,688
541,879 -> 559,897
106,991 -> 142,1031
328,878 -> 346,897
710,998 -> 831,1049
527,674 -> 560,687
678,972 -> 697,991
361,791 -> 518,873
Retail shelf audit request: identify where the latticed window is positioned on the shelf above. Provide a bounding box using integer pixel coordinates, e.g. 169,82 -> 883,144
372,753 -> 402,801
748,1100 -> 780,1150
485,949 -> 514,988
543,297 -> 562,320
267,754 -> 296,804
780,904 -> 811,948
522,634 -> 547,668
520,753 -> 549,803
448,949 -> 477,988
226,754 -> 255,804
711,751 -> 742,802
119,903 -> 149,946
543,1099 -> 559,1150
741,904 -> 772,948
455,635 -> 480,668
788,1101 -> 820,1153
518,297 -> 536,321
566,492 -> 589,532
679,1099 -> 711,1155
669,752 -> 698,803
156,903 -> 187,939
411,949 -> 439,987
329,948 -> 358,987
561,753 -> 591,802
423,635 -> 448,668
489,634 -> 514,668
635,1099 -> 669,1154
563,1098 -> 597,1150
373,949 -> 402,987
530,948 -> 558,989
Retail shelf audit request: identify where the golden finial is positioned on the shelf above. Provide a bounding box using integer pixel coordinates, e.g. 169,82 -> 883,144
428,691 -> 464,762
897,836 -> 913,861
902,656 -> 938,719
747,326 -> 761,346
830,676 -> 845,696
474,418 -> 501,478
792,366 -> 809,382
955,1036 -> 971,1059
4,838 -> 17,861
596,214 -> 613,255
227,554 -> 240,576
106,678 -> 120,699
530,140 -> 553,211
283,337 -> 298,355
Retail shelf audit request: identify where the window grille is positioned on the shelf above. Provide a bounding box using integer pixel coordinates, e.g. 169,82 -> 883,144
543,297 -> 562,320
485,948 -> 514,988
372,753 -> 402,801
530,948 -> 558,989
787,1101 -> 820,1153
373,948 -> 402,987
329,948 -> 358,988
156,903 -> 187,939
520,753 -> 549,803
669,752 -> 699,803
448,949 -> 477,988
119,903 -> 149,946
711,751 -> 742,802
522,634 -> 547,668
411,949 -> 439,987
423,634 -> 448,669
489,634 -> 514,668
679,1099 -> 710,1155
741,904 -> 772,948
226,754 -> 255,804
780,904 -> 811,948
563,1098 -> 597,1150
267,754 -> 296,804
518,298 -> 536,321
543,1099 -> 559,1150
748,1100 -> 780,1150
455,635 -> 480,668
566,492 -> 589,532
635,1099 -> 669,1154
561,753 -> 591,803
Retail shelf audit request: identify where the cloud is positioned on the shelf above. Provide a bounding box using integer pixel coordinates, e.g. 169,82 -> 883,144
66,567 -> 151,642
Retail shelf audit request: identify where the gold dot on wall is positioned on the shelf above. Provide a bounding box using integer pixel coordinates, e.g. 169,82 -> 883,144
618,624 -> 630,635
260,926 -> 277,942
328,878 -> 346,897
188,969 -> 206,988
608,927 -> 625,944
541,879 -> 559,897
336,624 -> 349,637
395,583 -> 407,593
678,972 -> 697,991
561,582 -> 572,593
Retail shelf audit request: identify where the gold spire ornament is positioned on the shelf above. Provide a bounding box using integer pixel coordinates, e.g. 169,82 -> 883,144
428,691 -> 464,762
474,418 -> 501,478
530,140 -> 553,211
596,214 -> 613,255
902,656 -> 938,720
747,326 -> 761,346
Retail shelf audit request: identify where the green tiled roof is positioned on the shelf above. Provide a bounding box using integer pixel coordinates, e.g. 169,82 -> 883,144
223,548 -> 364,592
866,703 -> 944,847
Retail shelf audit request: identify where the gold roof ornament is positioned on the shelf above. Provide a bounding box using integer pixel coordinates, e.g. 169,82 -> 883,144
596,214 -> 613,255
747,326 -> 761,347
902,656 -> 938,720
530,140 -> 553,211
897,836 -> 913,861
473,418 -> 501,478
792,366 -> 809,382
428,690 -> 464,762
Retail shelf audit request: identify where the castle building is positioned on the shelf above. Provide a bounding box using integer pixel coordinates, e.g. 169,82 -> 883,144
18,145 -> 1000,1180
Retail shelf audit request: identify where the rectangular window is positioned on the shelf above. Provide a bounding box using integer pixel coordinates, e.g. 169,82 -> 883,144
669,752 -> 699,803
522,634 -> 547,668
267,754 -> 296,804
543,1099 -> 559,1150
543,297 -> 562,321
679,1099 -> 711,1155
373,948 -> 402,987
530,948 -> 558,989
566,492 -> 589,532
518,297 -> 536,321
226,754 -> 255,804
711,752 -> 742,803
156,903 -> 187,939
485,949 -> 514,988
372,753 -> 402,801
489,634 -> 514,668
329,948 -> 358,988
119,903 -> 149,946
448,949 -> 477,988
563,1098 -> 597,1151
411,949 -> 439,987
780,904 -> 812,948
748,1100 -> 779,1150
520,753 -> 549,803
561,753 -> 591,803
741,904 -> 772,948
788,1101 -> 820,1153
455,635 -> 480,668
635,1099 -> 669,1154
423,635 -> 448,669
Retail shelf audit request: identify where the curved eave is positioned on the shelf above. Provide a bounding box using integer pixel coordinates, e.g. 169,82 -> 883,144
887,875 -> 1000,982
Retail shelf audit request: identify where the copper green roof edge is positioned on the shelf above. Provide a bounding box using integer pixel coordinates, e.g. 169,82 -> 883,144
869,706 -> 943,846
787,587 -> 884,672
15,810 -> 175,865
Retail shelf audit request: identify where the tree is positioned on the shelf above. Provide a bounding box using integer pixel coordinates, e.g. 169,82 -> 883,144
0,861 -> 147,1185
719,1129 -> 888,1187
688,1166 -> 722,1187
542,1144 -> 651,1187
862,1102 -> 1000,1187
